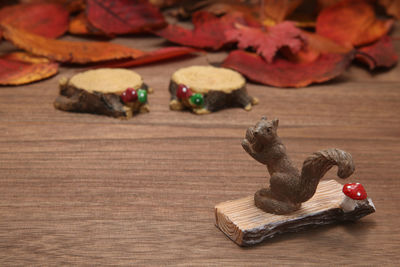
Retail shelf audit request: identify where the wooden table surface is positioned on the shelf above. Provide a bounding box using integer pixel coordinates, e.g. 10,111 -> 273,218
1,27 -> 400,266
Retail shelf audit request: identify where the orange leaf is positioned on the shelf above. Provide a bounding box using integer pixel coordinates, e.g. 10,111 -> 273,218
69,13 -> 106,36
0,52 -> 59,85
0,3 -> 69,38
355,36 -> 398,70
379,0 -> 400,19
263,0 -> 303,23
1,24 -> 145,64
286,31 -> 352,63
316,0 -> 394,47
1,51 -> 54,63
222,50 -> 354,88
302,31 -> 352,54
97,47 -> 199,68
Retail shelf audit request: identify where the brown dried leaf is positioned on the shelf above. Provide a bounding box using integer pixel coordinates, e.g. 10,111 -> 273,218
0,52 -> 59,85
1,24 -> 145,64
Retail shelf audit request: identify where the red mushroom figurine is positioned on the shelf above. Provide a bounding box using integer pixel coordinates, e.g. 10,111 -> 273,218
340,182 -> 371,213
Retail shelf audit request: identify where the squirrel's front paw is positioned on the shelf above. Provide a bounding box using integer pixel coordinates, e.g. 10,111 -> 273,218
245,127 -> 256,143
242,139 -> 252,153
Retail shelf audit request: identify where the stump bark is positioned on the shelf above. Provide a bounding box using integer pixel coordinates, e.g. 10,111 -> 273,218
215,180 -> 375,246
54,68 -> 151,118
169,66 -> 258,114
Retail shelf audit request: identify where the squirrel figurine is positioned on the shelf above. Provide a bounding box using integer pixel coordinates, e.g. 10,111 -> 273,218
242,117 -> 355,215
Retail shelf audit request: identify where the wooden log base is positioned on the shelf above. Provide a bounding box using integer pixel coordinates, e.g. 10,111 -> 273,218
169,66 -> 258,114
54,68 -> 152,119
215,180 -> 375,246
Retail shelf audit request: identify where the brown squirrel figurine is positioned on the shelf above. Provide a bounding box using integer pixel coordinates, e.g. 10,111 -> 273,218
242,117 -> 355,215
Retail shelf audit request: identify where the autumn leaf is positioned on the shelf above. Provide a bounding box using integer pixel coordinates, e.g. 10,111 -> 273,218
1,51 -> 55,63
154,11 -> 260,50
379,0 -> 400,19
97,47 -> 199,68
355,36 -> 398,70
262,0 -> 303,23
225,22 -> 306,63
222,50 -> 354,88
19,0 -> 85,13
1,24 -> 145,64
86,0 -> 166,35
284,31 -> 352,63
0,3 -> 69,38
0,52 -> 59,85
149,0 -> 182,8
317,0 -> 341,10
69,13 -> 106,36
174,0 -> 301,25
316,0 -> 394,47
301,31 -> 352,55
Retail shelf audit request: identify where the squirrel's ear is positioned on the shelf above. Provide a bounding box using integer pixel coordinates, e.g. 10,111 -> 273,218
261,116 -> 267,120
272,118 -> 279,128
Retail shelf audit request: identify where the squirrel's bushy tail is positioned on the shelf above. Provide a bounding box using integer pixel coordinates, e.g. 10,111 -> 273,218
295,148 -> 355,203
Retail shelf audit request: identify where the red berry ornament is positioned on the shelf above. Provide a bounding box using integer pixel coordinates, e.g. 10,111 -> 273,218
120,88 -> 138,103
176,84 -> 192,99
343,183 -> 367,200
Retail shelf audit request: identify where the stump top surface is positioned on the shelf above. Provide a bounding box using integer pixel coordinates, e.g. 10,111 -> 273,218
69,68 -> 143,94
172,65 -> 246,93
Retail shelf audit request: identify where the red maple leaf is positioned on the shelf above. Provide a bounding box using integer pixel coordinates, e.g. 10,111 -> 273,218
153,11 -> 260,50
225,21 -> 307,63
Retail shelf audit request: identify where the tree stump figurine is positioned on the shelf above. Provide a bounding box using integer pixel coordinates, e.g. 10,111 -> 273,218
169,65 -> 258,114
54,68 -> 152,118
215,117 -> 375,246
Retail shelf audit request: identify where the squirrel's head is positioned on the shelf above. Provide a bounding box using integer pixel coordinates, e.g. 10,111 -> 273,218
253,116 -> 279,144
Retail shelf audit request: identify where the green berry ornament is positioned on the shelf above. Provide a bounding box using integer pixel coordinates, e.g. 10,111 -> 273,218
190,93 -> 204,106
137,89 -> 147,103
